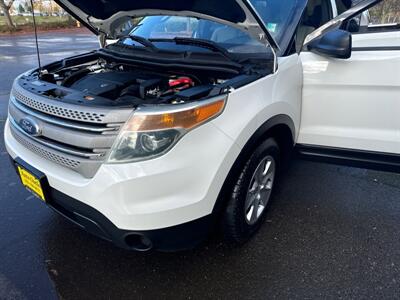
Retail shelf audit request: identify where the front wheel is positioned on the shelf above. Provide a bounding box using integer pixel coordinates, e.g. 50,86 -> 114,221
222,138 -> 280,244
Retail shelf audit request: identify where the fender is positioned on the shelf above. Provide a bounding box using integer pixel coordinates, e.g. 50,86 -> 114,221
212,114 -> 295,216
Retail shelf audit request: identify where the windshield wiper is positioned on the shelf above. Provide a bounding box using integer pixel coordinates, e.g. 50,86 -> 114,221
150,37 -> 233,60
117,35 -> 158,51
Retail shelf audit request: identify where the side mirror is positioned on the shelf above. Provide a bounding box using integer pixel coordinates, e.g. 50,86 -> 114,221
307,29 -> 352,59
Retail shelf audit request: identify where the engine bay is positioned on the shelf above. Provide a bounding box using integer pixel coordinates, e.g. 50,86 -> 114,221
21,51 -> 267,108
63,65 -> 216,105
36,60 -> 229,107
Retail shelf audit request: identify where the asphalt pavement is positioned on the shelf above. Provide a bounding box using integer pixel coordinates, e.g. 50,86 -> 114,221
1,29 -> 400,300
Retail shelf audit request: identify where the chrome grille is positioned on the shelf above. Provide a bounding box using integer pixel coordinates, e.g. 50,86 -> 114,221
12,87 -> 106,123
9,80 -> 133,178
11,127 -> 81,169
9,116 -> 107,159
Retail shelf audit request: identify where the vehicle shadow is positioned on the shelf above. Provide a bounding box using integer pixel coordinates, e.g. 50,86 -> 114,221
40,160 -> 400,299
43,214 -> 261,299
41,170 -> 295,299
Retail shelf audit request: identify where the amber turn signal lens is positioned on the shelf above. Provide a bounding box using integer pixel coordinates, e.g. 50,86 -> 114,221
125,99 -> 226,132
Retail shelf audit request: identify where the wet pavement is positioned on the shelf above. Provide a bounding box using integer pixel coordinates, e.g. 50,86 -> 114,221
1,30 -> 400,299
0,29 -> 99,119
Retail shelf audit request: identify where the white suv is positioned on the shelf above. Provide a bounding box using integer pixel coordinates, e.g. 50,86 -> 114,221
4,0 -> 400,251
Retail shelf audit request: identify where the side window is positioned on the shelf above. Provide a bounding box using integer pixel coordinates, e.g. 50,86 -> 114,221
365,1 -> 400,30
341,0 -> 400,33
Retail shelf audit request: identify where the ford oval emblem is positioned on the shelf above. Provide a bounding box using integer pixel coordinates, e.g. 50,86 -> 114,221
19,117 -> 41,137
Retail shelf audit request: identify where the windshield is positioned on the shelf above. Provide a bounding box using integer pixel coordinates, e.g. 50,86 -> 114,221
249,0 -> 308,51
114,0 -> 307,54
121,16 -> 268,54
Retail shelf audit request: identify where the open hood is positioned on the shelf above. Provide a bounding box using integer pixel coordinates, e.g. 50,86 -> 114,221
54,0 -> 279,52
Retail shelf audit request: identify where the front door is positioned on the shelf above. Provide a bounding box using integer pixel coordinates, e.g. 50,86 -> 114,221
298,0 -> 400,170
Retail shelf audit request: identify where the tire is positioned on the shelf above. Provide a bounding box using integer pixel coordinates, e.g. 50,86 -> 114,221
222,138 -> 280,244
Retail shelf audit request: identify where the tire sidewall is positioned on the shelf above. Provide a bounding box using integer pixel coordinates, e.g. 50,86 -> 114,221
224,138 -> 280,243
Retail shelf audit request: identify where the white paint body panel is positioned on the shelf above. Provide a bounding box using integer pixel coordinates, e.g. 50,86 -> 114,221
213,55 -> 303,146
4,55 -> 302,230
353,31 -> 400,48
5,119 -> 240,230
298,31 -> 400,154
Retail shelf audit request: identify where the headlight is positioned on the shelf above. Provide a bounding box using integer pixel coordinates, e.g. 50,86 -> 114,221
107,97 -> 226,163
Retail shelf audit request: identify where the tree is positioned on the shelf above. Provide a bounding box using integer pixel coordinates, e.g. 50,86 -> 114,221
32,0 -> 43,13
369,0 -> 400,24
0,0 -> 16,30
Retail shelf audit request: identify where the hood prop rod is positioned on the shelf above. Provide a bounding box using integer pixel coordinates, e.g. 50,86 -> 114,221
30,0 -> 43,78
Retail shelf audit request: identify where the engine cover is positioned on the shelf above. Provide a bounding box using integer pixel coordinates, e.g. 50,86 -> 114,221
69,71 -> 139,99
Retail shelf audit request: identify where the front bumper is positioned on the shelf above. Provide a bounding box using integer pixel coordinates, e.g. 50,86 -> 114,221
5,117 -> 241,248
11,158 -> 212,251
47,186 -> 213,251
